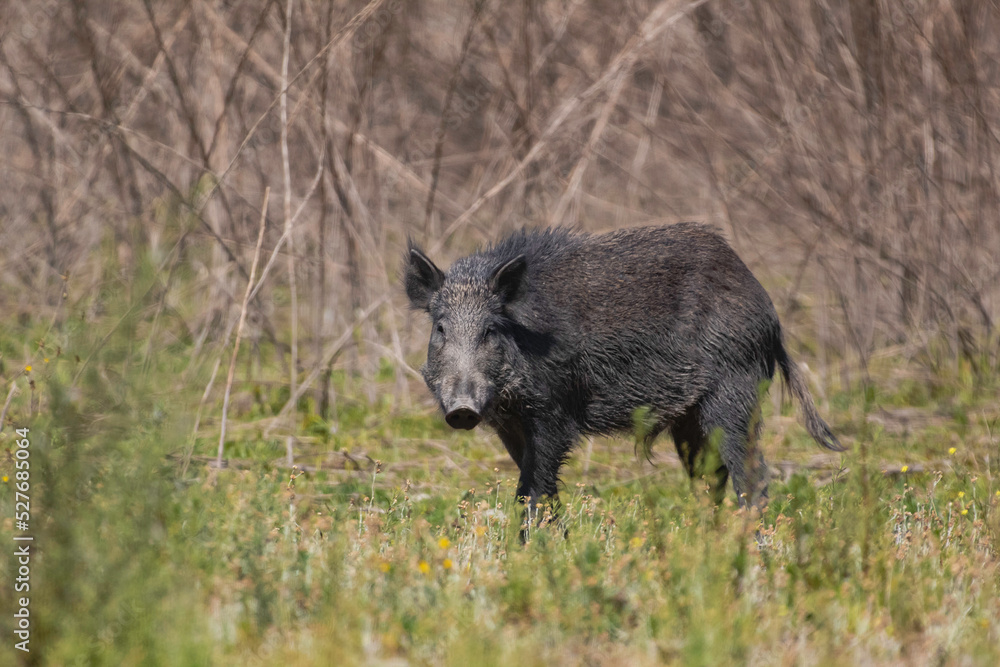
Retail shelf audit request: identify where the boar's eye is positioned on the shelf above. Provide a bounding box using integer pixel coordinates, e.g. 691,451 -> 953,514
484,323 -> 497,339
435,322 -> 446,339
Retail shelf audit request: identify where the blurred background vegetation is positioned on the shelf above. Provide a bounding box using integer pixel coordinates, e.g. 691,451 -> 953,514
2,0 -> 999,386
1,0 -> 999,664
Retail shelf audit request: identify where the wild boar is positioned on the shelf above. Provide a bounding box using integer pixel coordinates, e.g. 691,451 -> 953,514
405,223 -> 843,528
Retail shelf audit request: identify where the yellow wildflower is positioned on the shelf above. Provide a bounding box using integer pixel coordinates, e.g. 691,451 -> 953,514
948,447 -> 957,455
958,491 -> 965,499
474,525 -> 486,537
418,560 -> 430,575
443,558 -> 453,570
961,509 -> 968,516
379,561 -> 391,573
25,365 -> 32,372
438,537 -> 450,549
900,465 -> 908,473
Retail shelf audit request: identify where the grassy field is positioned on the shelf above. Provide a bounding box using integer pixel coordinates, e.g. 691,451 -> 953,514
1,282 -> 999,667
3,1 -> 1000,664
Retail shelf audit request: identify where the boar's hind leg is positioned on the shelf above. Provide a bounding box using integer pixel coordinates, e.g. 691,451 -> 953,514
699,380 -> 769,508
670,409 -> 729,503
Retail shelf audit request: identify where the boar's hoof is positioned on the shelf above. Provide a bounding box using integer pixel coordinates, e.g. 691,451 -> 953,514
445,406 -> 481,430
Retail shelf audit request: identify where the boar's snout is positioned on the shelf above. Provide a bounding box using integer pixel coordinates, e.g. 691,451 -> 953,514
441,375 -> 490,430
445,405 -> 481,430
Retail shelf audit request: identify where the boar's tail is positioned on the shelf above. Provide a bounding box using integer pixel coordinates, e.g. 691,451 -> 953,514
774,338 -> 845,451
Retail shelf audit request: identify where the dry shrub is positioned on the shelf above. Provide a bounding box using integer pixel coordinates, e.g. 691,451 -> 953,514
1,0 -> 997,395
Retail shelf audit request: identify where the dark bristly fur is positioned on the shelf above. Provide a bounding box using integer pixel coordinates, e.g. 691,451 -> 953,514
405,224 -> 844,533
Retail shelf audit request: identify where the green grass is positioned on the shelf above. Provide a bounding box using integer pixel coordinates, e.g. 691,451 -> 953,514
1,286 -> 999,665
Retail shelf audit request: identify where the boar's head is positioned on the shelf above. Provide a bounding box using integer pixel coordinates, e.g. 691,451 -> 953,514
405,243 -> 526,430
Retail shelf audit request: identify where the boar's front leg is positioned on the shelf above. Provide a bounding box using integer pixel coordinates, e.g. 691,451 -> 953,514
495,418 -> 526,470
514,415 -> 575,541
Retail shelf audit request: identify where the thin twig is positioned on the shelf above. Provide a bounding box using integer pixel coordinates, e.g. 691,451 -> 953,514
184,353 -> 224,477
280,0 -> 298,467
247,151 -> 324,305
217,188 -> 270,468
0,382 -> 20,432
423,0 -> 486,235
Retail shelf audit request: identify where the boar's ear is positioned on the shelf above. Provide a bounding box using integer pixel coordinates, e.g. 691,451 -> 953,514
490,254 -> 527,304
405,245 -> 445,311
